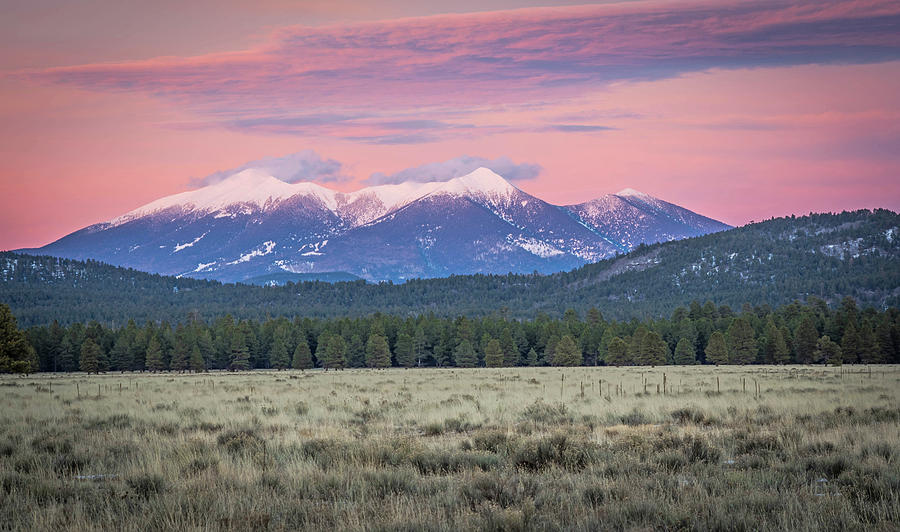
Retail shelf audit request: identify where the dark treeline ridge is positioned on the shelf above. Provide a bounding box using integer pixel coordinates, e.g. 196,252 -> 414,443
3,296 -> 898,374
2,210 -> 898,327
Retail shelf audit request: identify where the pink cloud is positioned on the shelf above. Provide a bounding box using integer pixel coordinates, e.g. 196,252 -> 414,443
26,0 -> 900,141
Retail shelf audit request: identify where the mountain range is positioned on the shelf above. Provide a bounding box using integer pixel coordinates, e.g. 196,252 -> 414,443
4,209 -> 897,326
21,168 -> 730,282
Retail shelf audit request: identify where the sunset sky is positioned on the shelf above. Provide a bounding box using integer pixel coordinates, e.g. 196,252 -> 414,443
2,0 -> 899,249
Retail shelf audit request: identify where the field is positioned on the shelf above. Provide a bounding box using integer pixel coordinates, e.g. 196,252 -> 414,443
1,366 -> 898,531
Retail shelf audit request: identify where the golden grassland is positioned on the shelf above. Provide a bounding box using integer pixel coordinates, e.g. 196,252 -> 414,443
1,365 -> 898,530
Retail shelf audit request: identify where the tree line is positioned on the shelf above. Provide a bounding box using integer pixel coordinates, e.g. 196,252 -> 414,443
2,296 -> 898,374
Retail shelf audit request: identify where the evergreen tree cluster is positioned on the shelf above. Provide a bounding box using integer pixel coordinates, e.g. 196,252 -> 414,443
8,297 -> 899,373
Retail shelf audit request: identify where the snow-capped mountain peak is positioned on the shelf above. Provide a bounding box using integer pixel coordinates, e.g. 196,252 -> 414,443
616,188 -> 652,199
430,167 -> 519,199
110,169 -> 338,225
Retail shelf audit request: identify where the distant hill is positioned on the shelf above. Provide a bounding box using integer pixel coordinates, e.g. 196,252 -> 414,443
2,209 -> 897,326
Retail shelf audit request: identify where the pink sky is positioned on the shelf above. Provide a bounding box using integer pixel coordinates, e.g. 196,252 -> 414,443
2,0 -> 899,249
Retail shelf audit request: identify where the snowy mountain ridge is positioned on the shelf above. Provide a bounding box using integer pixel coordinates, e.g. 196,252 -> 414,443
25,167 -> 731,283
112,167 -> 521,229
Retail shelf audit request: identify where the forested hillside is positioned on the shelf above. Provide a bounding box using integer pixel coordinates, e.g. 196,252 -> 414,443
2,209 -> 897,327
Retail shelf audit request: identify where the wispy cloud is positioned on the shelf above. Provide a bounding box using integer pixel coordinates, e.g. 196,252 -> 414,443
365,155 -> 541,184
192,150 -> 350,186
547,124 -> 616,132
27,0 -> 900,141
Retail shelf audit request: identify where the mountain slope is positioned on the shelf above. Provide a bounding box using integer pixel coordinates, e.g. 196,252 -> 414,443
568,189 -> 731,249
22,168 -> 729,282
4,209 -> 897,326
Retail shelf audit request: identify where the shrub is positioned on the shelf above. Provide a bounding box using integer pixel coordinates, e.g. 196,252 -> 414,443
410,450 -> 499,475
126,474 -> 167,499
670,407 -> 716,426
31,432 -> 72,454
734,431 -> 782,456
512,434 -> 597,471
216,428 -> 263,455
619,409 -> 651,426
362,469 -> 416,497
52,452 -> 89,474
520,401 -> 572,425
470,430 -> 514,454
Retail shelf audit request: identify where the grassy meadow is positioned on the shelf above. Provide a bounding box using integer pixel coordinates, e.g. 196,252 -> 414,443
1,365 -> 898,530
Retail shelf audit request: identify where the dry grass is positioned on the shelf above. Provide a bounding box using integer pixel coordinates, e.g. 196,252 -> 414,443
1,365 -> 898,530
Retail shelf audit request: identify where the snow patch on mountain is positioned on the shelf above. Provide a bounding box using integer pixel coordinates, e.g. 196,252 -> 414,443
173,232 -> 208,252
227,241 -> 277,265
300,240 -> 328,256
510,235 -> 564,258
193,262 -> 216,272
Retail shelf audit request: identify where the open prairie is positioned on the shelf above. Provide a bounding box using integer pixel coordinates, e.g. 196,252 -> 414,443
1,365 -> 898,530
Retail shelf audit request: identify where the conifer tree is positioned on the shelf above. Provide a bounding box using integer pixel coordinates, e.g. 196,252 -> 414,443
762,317 -> 789,364
640,331 -> 668,366
795,317 -> 819,364
875,318 -> 894,364
292,338 -> 313,370
525,347 -> 538,366
552,335 -> 582,366
840,320 -> 861,364
0,303 -> 37,374
606,337 -> 629,366
79,338 -> 101,374
145,335 -> 166,372
170,326 -> 190,372
109,325 -> 134,372
59,324 -> 84,372
394,332 -> 415,368
673,337 -> 696,365
598,328 -> 616,365
629,326 -> 649,364
189,345 -> 205,372
42,320 -> 64,373
484,338 -> 504,368
228,330 -> 250,371
454,339 -> 478,368
499,328 -> 519,366
412,327 -> 428,367
270,334 -> 290,369
705,331 -> 729,365
815,335 -> 842,365
346,334 -> 366,368
858,323 -> 878,364
727,317 -> 756,364
322,334 -> 347,370
366,332 -> 391,368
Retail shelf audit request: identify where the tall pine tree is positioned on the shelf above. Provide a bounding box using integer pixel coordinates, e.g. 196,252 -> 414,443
705,331 -> 729,365
79,338 -> 101,374
727,317 -> 756,364
228,330 -> 250,371
145,335 -> 166,372
553,335 -> 583,366
366,332 -> 392,368
292,337 -> 313,370
673,338 -> 696,365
